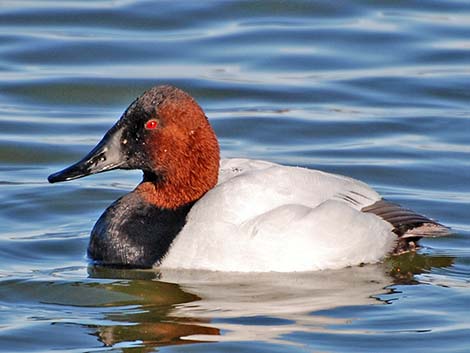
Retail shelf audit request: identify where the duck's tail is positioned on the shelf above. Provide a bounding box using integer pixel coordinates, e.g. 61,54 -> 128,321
362,199 -> 450,254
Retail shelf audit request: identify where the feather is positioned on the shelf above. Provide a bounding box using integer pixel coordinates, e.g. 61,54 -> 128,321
362,199 -> 450,238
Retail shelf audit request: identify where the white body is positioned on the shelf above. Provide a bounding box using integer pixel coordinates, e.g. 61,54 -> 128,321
159,159 -> 396,272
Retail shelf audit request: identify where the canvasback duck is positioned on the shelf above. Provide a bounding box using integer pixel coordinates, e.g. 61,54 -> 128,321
48,85 -> 449,272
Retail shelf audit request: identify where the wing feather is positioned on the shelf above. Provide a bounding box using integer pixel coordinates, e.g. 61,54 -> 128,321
362,199 -> 450,238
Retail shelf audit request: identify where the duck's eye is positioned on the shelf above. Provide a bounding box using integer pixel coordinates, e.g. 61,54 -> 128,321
145,119 -> 158,130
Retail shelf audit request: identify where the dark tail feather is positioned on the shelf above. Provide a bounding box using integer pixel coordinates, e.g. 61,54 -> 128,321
362,199 -> 450,239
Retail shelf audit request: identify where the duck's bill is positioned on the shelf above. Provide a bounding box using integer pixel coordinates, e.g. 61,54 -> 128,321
48,127 -> 126,183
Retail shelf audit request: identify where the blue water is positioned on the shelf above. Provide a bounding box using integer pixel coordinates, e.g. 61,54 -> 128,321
1,1 -> 469,352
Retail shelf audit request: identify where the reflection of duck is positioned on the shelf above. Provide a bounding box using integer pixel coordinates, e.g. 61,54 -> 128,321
49,85 -> 449,271
0,254 -> 453,351
386,251 -> 455,284
88,266 -> 222,351
87,253 -> 453,347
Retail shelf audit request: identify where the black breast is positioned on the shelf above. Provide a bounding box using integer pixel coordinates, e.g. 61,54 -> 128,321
88,192 -> 193,268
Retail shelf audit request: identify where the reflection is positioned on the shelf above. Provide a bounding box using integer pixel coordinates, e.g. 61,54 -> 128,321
0,255 -> 450,351
386,251 -> 454,285
85,266 -> 220,351
82,253 -> 453,349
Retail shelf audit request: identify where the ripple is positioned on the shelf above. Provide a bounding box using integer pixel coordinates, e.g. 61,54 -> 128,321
0,1 -> 469,352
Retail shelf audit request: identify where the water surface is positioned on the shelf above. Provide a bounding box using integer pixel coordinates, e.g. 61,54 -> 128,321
0,1 -> 469,352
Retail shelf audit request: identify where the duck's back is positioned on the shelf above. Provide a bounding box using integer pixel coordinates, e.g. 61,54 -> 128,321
159,159 -> 396,272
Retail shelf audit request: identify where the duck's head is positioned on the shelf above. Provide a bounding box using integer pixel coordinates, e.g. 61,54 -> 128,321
48,85 -> 220,209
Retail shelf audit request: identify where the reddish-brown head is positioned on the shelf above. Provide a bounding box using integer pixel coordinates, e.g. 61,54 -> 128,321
134,86 -> 220,208
48,85 -> 220,209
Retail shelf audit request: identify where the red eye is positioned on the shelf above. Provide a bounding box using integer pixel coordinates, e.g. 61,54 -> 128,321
145,119 -> 158,130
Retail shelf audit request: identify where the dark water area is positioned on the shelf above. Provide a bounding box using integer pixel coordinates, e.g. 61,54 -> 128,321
0,1 -> 469,352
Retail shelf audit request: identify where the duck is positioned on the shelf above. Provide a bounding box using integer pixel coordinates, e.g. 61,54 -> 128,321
48,85 -> 449,272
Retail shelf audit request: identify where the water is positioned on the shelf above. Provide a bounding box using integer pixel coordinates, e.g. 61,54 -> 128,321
1,1 -> 469,352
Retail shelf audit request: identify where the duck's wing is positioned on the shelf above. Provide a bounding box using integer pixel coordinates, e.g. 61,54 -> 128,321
220,158 -> 382,208
362,199 -> 450,238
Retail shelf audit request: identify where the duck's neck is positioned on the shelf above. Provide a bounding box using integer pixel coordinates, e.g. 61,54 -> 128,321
136,126 -> 220,209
